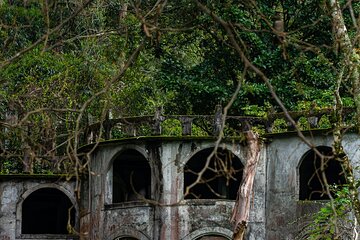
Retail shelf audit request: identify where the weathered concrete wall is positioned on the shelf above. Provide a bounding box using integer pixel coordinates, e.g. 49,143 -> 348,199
0,180 -> 19,240
103,205 -> 154,240
84,137 -> 266,240
0,177 -> 77,240
265,132 -> 360,240
178,201 -> 234,239
83,141 -> 157,239
2,133 -> 359,240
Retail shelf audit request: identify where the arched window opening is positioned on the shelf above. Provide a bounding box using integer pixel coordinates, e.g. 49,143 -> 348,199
22,188 -> 76,234
113,149 -> 151,203
195,235 -> 228,240
299,146 -> 346,200
114,237 -> 138,240
184,148 -> 243,200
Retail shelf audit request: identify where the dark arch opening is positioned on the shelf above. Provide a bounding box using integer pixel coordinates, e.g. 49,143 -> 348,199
114,237 -> 138,240
184,148 -> 243,200
22,187 -> 76,234
195,235 -> 228,240
113,149 -> 151,203
299,146 -> 346,200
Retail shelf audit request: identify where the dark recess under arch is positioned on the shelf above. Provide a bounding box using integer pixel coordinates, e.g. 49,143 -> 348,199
22,187 -> 75,234
299,146 -> 346,200
195,236 -> 228,240
184,148 -> 243,200
114,237 -> 138,240
113,149 -> 151,203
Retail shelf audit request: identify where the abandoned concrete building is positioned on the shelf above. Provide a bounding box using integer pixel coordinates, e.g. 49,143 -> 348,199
1,111 -> 360,240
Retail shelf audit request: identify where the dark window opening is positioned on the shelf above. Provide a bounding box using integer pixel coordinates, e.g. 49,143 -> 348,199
22,188 -> 76,234
114,237 -> 138,240
184,148 -> 243,200
299,146 -> 346,200
113,149 -> 151,203
195,235 -> 228,240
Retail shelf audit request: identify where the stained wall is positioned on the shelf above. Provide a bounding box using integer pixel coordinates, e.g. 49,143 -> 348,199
1,133 -> 359,239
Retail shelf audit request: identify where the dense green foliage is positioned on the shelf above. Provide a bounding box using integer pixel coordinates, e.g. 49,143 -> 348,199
1,0 -> 354,116
0,0 -> 358,175
2,1 -> 360,238
298,186 -> 355,240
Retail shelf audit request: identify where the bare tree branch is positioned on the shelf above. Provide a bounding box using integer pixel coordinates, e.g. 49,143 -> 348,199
0,0 -> 94,69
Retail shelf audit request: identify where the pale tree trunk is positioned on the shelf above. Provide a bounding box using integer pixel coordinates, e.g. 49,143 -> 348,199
231,131 -> 261,240
329,0 -> 360,132
328,0 -> 360,225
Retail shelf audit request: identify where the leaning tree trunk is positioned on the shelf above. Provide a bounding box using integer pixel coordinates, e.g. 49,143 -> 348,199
231,131 -> 261,240
329,0 -> 360,132
328,0 -> 360,224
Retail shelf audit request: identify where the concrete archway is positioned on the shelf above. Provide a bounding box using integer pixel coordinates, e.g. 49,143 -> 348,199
112,149 -> 152,203
183,147 -> 243,200
106,227 -> 150,240
298,146 -> 346,200
17,184 -> 77,236
182,227 -> 232,240
195,236 -> 229,240
114,237 -> 138,240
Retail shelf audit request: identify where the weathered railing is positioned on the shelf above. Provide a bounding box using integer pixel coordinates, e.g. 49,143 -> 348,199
83,106 -> 356,144
0,106 -> 355,174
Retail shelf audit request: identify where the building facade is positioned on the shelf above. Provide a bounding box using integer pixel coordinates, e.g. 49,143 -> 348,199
1,132 -> 360,240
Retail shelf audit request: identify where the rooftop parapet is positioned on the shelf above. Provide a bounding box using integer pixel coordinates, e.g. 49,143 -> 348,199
84,106 -> 356,144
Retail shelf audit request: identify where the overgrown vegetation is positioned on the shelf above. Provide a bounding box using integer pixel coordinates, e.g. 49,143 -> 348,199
1,0 -> 360,238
